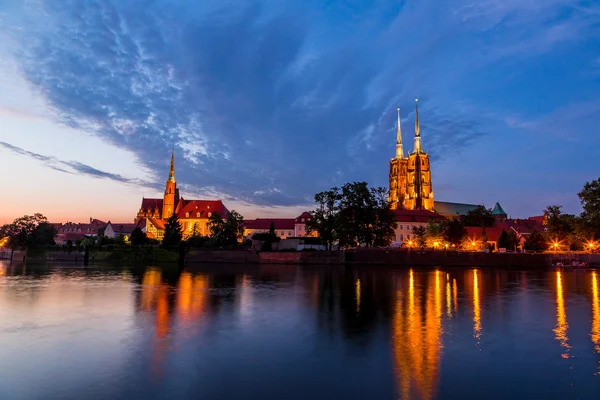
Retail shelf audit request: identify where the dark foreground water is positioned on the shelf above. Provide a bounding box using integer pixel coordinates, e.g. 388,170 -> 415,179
1,262 -> 599,399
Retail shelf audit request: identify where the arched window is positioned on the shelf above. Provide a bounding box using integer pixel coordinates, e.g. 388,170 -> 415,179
186,212 -> 189,217
197,212 -> 200,217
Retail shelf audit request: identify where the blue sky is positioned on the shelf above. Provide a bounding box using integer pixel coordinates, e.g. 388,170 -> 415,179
1,0 -> 599,223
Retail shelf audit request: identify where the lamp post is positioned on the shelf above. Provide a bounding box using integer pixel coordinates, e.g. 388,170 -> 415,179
553,242 -> 559,254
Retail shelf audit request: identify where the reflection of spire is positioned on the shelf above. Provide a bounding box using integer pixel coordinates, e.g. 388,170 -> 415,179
473,270 -> 481,342
355,279 -> 361,314
392,270 -> 443,400
395,108 -> 404,159
554,271 -> 570,358
591,272 -> 599,357
168,148 -> 175,182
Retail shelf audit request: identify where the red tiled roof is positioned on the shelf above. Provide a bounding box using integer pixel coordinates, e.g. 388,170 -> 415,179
528,216 -> 545,224
110,223 -> 138,234
140,198 -> 163,210
392,209 -> 445,223
176,200 -> 229,219
465,226 -> 506,242
148,218 -> 165,230
295,212 -> 312,223
245,218 -> 296,230
146,232 -> 156,239
56,232 -> 87,242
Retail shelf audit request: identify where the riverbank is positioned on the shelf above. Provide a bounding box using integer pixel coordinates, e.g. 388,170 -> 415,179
6,247 -> 599,268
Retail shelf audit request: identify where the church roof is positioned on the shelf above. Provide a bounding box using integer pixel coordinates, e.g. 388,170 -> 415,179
491,202 -> 507,215
140,198 -> 163,210
434,201 -> 481,216
176,200 -> 229,219
392,209 -> 445,223
295,212 -> 312,223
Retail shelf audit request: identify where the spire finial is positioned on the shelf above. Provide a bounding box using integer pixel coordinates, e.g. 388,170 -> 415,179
395,107 -> 404,159
415,98 -> 420,137
168,148 -> 175,182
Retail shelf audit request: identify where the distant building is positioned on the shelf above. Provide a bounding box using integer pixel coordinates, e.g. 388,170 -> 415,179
104,222 -> 139,239
243,218 -> 296,240
392,209 -> 445,245
134,149 -> 229,239
294,212 -> 317,237
433,201 -> 480,219
53,218 -> 106,244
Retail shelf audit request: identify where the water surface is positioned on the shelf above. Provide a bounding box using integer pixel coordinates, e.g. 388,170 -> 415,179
1,262 -> 599,399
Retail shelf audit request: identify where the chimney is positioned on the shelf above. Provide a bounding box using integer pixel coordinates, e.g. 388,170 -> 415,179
90,217 -> 93,223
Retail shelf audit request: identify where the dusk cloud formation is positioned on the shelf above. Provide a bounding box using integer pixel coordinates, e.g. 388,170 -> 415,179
1,0 -> 599,213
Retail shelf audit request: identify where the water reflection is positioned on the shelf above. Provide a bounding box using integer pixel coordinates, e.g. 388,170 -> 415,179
392,270 -> 444,400
2,262 -> 600,399
554,270 -> 571,359
592,272 -> 600,374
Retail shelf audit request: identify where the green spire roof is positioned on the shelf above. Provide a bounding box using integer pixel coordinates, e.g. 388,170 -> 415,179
491,202 -> 507,215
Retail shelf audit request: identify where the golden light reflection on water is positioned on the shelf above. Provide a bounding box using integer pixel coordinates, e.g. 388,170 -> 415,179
392,270 -> 444,400
554,270 -> 570,359
591,272 -> 600,359
473,270 -> 481,342
446,278 -> 452,318
453,278 -> 458,314
355,279 -> 361,314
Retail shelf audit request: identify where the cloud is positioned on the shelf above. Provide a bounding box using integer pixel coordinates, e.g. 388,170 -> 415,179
0,0 -> 598,210
0,141 -> 154,187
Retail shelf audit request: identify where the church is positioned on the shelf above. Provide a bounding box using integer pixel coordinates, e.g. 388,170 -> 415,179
388,100 -> 434,211
134,150 -> 229,240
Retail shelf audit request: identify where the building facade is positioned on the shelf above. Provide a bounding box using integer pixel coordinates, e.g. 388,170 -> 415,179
134,150 -> 229,239
389,101 -> 434,211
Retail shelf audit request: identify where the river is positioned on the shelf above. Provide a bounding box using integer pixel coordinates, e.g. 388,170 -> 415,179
0,262 -> 599,399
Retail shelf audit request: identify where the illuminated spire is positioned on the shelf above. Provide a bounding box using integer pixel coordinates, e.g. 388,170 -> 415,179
414,99 -> 422,153
168,148 -> 175,182
396,107 -> 404,159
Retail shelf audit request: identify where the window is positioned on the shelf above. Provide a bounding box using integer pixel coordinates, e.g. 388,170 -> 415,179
406,234 -> 410,239
400,234 -> 404,241
406,224 -> 411,230
208,212 -> 212,218
288,231 -> 292,236
197,212 -> 200,217
299,226 -> 303,231
421,159 -> 425,166
186,212 -> 189,217
400,224 -> 403,230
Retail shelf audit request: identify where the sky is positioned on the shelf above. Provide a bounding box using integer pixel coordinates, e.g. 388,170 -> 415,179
0,0 -> 599,224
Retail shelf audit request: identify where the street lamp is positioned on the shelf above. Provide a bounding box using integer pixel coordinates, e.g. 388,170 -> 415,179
552,242 -> 559,253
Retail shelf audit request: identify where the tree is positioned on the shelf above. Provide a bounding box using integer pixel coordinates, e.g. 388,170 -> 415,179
0,213 -> 55,260
162,213 -> 182,247
524,230 -> 547,252
497,229 -> 518,251
130,227 -> 147,246
444,219 -> 467,247
411,226 -> 427,248
461,206 -> 494,228
208,210 -> 244,247
426,220 -> 445,247
306,188 -> 341,250
269,221 -> 276,236
371,187 -> 397,247
578,177 -> 600,236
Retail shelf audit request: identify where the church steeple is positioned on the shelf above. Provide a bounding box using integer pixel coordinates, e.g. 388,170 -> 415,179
395,107 -> 404,159
168,148 -> 175,182
413,99 -> 422,154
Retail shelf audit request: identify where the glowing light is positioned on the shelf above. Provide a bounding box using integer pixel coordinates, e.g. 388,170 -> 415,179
453,279 -> 458,314
592,272 -> 600,360
355,279 -> 361,314
554,271 -> 570,358
473,270 -> 481,342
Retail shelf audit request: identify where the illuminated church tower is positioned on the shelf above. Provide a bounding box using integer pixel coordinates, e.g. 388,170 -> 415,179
389,100 -> 434,211
162,149 -> 180,219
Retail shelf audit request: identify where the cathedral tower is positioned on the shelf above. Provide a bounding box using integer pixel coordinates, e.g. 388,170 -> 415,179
162,149 -> 180,219
388,100 -> 434,211
389,108 -> 408,210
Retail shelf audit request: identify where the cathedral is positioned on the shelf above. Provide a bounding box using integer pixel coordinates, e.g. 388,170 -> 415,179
135,150 -> 229,239
388,100 -> 434,211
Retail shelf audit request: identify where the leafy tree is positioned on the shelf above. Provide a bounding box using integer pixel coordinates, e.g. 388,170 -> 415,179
187,235 -> 211,249
524,230 -> 547,252
443,219 -> 467,247
162,213 -> 182,247
130,227 -> 147,246
411,226 -> 427,248
269,221 -> 276,236
461,206 -> 494,227
371,187 -> 397,247
497,229 -> 518,251
251,232 -> 281,242
306,188 -> 341,250
0,214 -> 55,259
578,177 -> 600,236
426,220 -> 445,246
208,210 -> 244,247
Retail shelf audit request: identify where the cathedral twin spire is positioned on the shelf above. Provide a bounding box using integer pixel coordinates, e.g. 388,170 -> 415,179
395,99 -> 423,159
168,148 -> 175,183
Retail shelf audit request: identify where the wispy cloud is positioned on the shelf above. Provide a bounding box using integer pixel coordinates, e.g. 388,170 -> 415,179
0,141 -> 154,187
